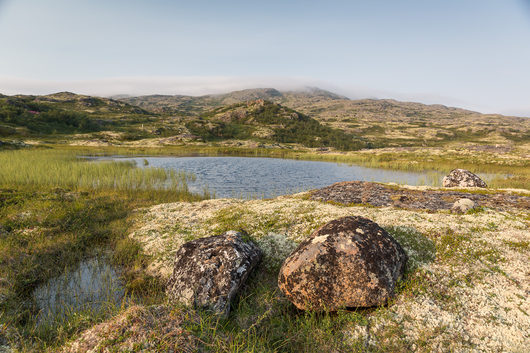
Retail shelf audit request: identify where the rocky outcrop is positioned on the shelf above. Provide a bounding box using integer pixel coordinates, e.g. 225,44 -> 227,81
278,216 -> 407,311
310,181 -> 529,211
451,198 -> 478,213
442,169 -> 487,188
166,231 -> 261,316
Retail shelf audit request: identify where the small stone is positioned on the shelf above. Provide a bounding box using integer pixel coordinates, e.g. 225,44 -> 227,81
278,216 -> 408,311
166,231 -> 261,316
442,169 -> 487,188
451,198 -> 478,213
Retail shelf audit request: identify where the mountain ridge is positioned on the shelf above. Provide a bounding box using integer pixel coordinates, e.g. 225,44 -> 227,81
113,87 -> 520,119
1,88 -> 528,149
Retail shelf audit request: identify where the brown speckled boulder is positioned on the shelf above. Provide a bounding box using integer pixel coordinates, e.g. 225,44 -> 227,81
278,216 -> 407,311
442,169 -> 487,188
166,231 -> 261,316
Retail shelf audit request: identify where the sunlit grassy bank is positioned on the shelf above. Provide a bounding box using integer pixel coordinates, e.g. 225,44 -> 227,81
0,149 -> 199,194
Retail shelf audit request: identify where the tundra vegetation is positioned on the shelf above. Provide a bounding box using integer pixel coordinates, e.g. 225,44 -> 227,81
0,88 -> 528,352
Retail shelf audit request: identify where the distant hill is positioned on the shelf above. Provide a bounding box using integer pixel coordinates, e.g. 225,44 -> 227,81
1,88 -> 528,149
117,88 -> 284,115
115,87 -> 346,115
185,99 -> 371,150
0,92 -> 152,136
117,87 -> 530,146
28,91 -> 149,115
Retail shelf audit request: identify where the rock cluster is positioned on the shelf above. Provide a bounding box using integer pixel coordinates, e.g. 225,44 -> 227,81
278,216 -> 408,310
166,231 -> 261,316
310,181 -> 528,211
442,169 -> 487,188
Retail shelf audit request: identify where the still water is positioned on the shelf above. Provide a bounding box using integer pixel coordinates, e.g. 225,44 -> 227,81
32,257 -> 125,326
105,156 -> 442,198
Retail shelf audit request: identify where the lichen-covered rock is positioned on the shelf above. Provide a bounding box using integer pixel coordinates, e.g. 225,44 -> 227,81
442,169 -> 487,188
451,198 -> 478,213
278,216 -> 407,311
310,181 -> 528,211
166,231 -> 261,316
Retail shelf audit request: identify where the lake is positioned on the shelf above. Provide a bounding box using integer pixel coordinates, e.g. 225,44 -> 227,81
99,156 -> 443,198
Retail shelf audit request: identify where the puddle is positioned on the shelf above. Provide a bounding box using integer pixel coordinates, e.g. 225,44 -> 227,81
32,257 -> 126,326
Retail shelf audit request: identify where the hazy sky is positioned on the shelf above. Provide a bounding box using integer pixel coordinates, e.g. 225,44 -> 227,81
1,0 -> 530,116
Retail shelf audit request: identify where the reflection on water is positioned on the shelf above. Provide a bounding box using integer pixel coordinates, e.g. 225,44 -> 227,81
32,257 -> 125,326
97,156 -> 445,199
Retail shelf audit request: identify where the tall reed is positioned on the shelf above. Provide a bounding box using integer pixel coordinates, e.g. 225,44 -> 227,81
0,149 -> 196,194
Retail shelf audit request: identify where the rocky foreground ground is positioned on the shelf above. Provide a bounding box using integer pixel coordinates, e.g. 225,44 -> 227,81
64,183 -> 529,352
311,181 -> 530,211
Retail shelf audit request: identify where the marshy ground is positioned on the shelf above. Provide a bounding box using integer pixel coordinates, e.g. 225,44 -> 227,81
0,146 -> 528,352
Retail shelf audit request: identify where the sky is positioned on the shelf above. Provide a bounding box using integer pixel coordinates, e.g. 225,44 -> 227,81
0,0 -> 529,116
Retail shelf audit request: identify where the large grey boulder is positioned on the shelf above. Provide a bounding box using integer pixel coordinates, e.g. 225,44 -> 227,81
442,169 -> 487,188
278,216 -> 407,311
166,231 -> 261,316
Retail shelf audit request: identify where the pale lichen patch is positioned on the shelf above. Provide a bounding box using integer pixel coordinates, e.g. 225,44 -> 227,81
127,194 -> 529,352
312,234 -> 329,243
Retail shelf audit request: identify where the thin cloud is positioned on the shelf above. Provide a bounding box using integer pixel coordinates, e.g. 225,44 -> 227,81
0,76 -> 317,97
0,75 -> 527,117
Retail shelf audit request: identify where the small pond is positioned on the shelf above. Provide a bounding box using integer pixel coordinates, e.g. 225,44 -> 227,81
96,156 -> 445,198
32,257 -> 125,326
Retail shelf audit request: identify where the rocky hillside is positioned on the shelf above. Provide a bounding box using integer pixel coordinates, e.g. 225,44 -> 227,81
184,99 -> 372,150
287,98 -> 530,146
118,88 -> 286,115
118,88 -> 530,147
0,92 -> 153,137
19,92 -> 149,115
116,88 -> 345,115
2,88 -> 529,149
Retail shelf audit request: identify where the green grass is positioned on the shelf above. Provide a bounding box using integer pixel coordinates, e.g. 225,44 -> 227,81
179,266 -> 372,353
436,228 -> 504,268
0,147 -> 208,351
501,239 -> 529,252
0,148 -> 200,195
0,188 -> 182,350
